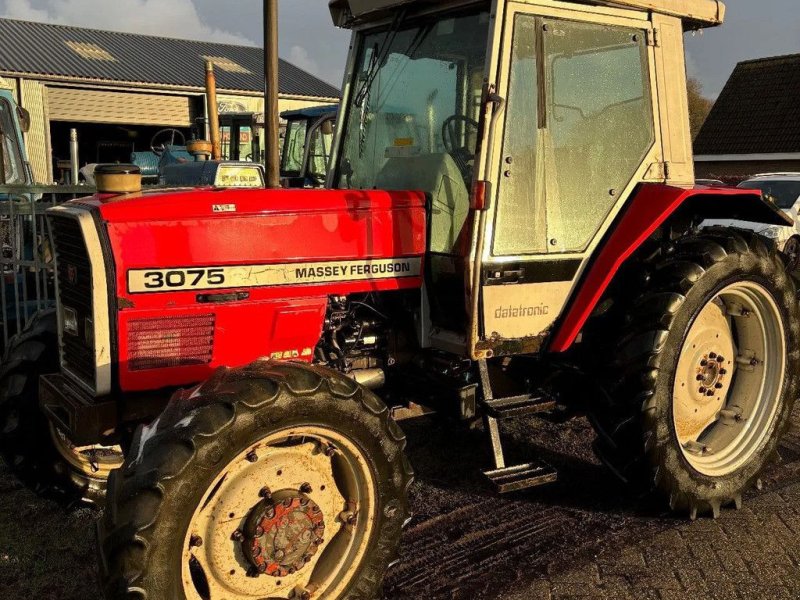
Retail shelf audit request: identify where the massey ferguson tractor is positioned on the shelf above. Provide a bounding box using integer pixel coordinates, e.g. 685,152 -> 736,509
1,0 -> 798,599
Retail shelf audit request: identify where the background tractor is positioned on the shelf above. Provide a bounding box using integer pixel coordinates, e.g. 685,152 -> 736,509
0,1 -> 798,599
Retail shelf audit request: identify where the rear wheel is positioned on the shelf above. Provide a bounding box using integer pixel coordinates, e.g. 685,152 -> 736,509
0,309 -> 122,505
587,229 -> 799,517
99,361 -> 413,600
783,236 -> 800,273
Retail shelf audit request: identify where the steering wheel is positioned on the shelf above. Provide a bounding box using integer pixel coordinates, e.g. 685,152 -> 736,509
151,128 -> 187,156
442,115 -> 480,182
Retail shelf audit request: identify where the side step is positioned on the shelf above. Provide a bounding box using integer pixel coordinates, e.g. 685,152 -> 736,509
484,461 -> 558,494
483,394 -> 556,419
478,360 -> 558,494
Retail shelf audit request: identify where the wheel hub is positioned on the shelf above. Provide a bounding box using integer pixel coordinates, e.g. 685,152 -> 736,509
243,489 -> 326,578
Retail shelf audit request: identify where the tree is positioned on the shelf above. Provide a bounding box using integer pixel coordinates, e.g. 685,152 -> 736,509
687,77 -> 714,140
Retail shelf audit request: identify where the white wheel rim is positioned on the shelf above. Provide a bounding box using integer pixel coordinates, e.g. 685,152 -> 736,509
673,281 -> 786,477
181,426 -> 376,600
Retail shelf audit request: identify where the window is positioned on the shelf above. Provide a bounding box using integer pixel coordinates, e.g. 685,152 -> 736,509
335,11 -> 490,191
545,19 -> 654,252
0,99 -> 24,185
493,16 -> 545,255
493,15 -> 655,256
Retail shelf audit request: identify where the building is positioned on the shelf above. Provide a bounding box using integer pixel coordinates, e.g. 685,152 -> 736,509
0,18 -> 340,183
694,53 -> 800,181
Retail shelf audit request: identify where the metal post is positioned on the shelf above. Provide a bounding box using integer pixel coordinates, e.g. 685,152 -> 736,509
69,128 -> 79,184
264,0 -> 281,188
205,61 -> 222,161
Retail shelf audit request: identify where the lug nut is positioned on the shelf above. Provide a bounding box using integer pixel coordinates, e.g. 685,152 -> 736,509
715,383 -> 724,390
259,486 -> 272,499
720,369 -> 728,375
246,450 -> 258,463
717,355 -> 725,363
232,529 -> 245,542
699,387 -> 707,394
700,359 -> 708,367
709,352 -> 717,359
696,374 -> 704,381
189,535 -> 203,548
706,391 -> 715,397
300,482 -> 313,494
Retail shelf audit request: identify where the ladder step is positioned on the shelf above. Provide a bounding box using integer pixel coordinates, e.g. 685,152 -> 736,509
482,394 -> 556,419
483,461 -> 558,494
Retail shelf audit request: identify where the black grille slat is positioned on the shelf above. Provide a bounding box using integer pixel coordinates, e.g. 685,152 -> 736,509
49,215 -> 96,389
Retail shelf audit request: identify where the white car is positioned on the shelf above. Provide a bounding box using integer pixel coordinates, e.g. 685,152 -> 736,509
703,173 -> 800,271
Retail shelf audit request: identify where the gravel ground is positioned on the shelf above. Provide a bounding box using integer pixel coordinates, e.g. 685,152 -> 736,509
1,410 -> 800,599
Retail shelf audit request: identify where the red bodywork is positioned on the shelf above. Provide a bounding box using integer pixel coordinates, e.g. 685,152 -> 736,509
87,188 -> 426,392
548,184 -> 764,352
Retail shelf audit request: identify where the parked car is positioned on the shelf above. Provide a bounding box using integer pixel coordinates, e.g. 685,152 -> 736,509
703,173 -> 800,271
696,178 -> 726,187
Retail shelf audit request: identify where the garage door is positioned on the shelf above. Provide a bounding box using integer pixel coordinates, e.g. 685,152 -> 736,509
47,87 -> 193,126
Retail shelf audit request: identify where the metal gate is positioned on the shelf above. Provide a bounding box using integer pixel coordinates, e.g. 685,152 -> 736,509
0,184 -> 93,349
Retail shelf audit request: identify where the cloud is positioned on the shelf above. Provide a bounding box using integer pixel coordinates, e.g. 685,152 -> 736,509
0,0 -> 254,45
288,45 -> 320,76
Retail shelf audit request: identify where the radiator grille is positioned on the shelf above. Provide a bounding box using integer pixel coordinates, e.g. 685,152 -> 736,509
128,314 -> 215,371
49,215 -> 96,388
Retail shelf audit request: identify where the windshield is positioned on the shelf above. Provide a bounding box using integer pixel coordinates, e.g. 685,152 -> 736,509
281,119 -> 308,175
335,10 -> 490,192
739,179 -> 800,210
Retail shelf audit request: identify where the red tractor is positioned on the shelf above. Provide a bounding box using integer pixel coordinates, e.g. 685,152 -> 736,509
1,0 -> 798,598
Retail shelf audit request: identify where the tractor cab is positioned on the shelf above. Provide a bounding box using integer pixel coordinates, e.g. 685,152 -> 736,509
329,0 -> 727,357
280,105 -> 337,188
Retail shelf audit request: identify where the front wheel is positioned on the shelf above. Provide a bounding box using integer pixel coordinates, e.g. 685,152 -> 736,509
588,229 -> 800,518
99,361 -> 413,600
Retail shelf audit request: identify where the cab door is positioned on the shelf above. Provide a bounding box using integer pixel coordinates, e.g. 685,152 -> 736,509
472,2 -> 659,358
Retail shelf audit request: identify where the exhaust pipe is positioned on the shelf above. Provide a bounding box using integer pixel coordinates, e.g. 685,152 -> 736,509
69,128 -> 80,184
263,0 -> 281,188
205,60 -> 222,161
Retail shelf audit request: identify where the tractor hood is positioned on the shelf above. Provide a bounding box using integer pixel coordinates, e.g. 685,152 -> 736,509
329,0 -> 725,29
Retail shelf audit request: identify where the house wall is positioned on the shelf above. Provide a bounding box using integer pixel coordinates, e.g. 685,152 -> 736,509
696,160 -> 800,184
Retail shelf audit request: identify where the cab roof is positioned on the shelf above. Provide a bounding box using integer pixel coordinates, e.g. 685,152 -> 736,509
329,0 -> 726,30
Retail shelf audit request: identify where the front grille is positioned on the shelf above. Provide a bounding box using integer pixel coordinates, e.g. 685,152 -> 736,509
128,314 -> 215,371
49,215 -> 96,388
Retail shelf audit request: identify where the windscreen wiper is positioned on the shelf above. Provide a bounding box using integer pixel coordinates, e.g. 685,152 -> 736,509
354,8 -> 408,108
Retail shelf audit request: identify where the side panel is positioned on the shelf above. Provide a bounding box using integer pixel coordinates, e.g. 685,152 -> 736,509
548,184 -> 765,352
100,188 -> 427,392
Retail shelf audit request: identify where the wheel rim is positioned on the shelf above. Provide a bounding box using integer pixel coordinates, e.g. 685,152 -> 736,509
182,426 -> 377,600
673,281 -> 786,477
49,424 -> 124,482
785,239 -> 800,271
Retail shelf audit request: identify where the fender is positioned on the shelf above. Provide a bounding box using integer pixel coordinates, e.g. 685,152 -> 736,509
548,183 -> 789,353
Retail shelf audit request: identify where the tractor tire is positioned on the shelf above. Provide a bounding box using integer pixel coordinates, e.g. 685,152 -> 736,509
99,360 -> 413,600
782,235 -> 800,274
586,228 -> 800,518
0,309 -> 122,505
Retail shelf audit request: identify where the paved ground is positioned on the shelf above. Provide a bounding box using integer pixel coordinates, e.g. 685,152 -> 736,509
2,410 -> 800,599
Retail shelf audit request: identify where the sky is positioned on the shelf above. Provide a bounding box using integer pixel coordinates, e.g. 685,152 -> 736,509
0,0 -> 797,99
